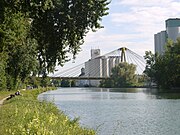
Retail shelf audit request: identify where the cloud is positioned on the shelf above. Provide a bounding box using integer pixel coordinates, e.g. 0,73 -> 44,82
54,0 -> 180,74
83,0 -> 180,53
112,0 -> 180,30
104,0 -> 180,52
116,0 -> 174,7
83,29 -> 152,56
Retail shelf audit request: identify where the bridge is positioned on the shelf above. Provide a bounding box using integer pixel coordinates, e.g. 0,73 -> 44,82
50,47 -> 146,83
50,77 -> 108,80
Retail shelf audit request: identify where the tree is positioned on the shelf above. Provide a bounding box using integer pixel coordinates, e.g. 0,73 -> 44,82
164,39 -> 180,88
40,77 -> 51,87
30,0 -> 109,74
0,10 -> 38,90
99,78 -> 112,88
144,39 -> 180,89
0,52 -> 7,90
100,62 -> 137,88
51,79 -> 61,87
61,79 -> 70,87
0,0 -> 109,90
143,51 -> 157,85
70,80 -> 76,87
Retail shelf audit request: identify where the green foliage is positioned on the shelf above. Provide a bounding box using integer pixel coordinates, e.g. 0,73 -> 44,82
144,38 -> 180,89
136,75 -> 148,86
0,10 -> 38,90
0,52 -> 7,90
26,76 -> 40,88
100,62 -> 137,88
40,77 -> 51,87
99,78 -> 112,88
143,51 -> 156,81
71,80 -> 76,87
0,90 -> 16,100
30,0 -> 110,73
51,79 -> 61,87
61,79 -> 70,87
6,74 -> 16,90
0,0 -> 109,90
0,88 -> 95,135
26,76 -> 53,88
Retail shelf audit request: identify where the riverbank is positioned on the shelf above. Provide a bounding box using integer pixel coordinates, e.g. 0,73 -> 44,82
0,88 -> 95,135
0,90 -> 16,100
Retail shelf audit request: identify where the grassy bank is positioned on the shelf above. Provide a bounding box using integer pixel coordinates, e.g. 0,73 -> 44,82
0,90 -> 16,100
0,88 -> 95,135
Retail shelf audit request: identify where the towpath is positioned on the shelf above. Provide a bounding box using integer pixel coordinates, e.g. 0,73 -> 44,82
0,97 -> 7,107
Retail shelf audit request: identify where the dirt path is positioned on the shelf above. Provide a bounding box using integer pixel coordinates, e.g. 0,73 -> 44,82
0,97 -> 7,107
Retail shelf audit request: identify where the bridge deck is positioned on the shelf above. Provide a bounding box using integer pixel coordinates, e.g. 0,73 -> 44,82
50,77 -> 109,80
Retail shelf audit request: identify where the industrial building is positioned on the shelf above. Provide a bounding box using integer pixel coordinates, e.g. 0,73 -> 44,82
77,49 -> 121,86
154,18 -> 180,54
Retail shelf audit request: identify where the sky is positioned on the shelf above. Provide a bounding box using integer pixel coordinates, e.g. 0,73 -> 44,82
53,0 -> 180,75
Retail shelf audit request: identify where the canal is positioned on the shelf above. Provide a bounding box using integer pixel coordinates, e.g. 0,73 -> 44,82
38,87 -> 180,135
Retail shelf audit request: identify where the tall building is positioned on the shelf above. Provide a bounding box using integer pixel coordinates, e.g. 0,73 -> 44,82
166,18 -> 180,41
154,31 -> 167,54
154,18 -> 180,54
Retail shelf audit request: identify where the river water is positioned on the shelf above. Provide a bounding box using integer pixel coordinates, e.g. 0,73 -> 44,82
38,87 -> 180,135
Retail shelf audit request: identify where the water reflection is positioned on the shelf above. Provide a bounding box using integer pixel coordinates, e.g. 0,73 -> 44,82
38,88 -> 180,135
39,88 -> 180,101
